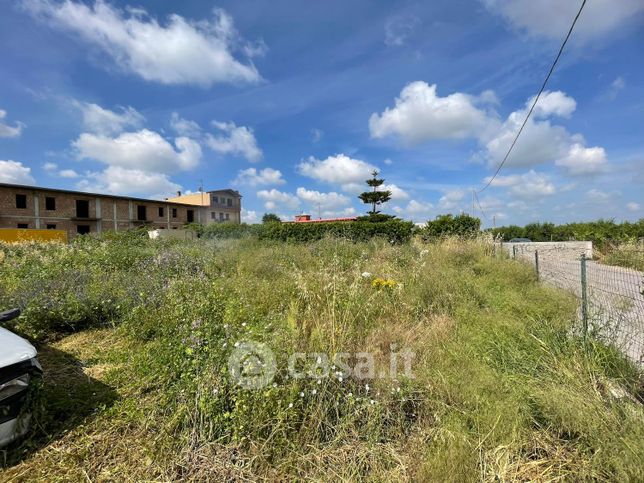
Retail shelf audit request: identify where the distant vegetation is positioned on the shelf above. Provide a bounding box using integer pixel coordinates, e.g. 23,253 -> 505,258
490,219 -> 644,249
1,234 -> 642,480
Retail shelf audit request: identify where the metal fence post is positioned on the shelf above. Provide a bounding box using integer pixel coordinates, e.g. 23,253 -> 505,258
580,254 -> 588,339
512,245 -> 517,259
534,250 -> 539,280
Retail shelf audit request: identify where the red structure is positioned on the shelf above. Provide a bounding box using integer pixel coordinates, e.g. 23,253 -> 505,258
290,214 -> 357,223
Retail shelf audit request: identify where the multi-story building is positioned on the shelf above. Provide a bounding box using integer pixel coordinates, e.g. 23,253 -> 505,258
166,189 -> 242,224
0,183 -> 241,239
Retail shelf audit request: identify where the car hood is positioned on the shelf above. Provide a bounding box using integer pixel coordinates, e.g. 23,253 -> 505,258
0,327 -> 37,368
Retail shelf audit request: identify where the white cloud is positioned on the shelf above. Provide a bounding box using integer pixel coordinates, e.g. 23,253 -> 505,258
170,112 -> 202,138
438,189 -> 466,210
384,15 -> 419,47
310,128 -> 323,143
241,208 -> 258,223
0,160 -> 36,184
482,91 -> 577,168
296,187 -> 351,210
555,143 -> 608,175
24,1 -> 262,86
605,77 -> 625,101
43,162 -> 58,171
384,183 -> 409,200
482,0 -> 644,40
0,109 -> 24,138
383,158 -> 393,165
257,189 -> 300,210
626,202 -> 640,212
484,170 -> 556,198
77,166 -> 180,198
393,199 -> 434,221
234,167 -> 285,186
73,129 -> 201,172
297,154 -> 376,192
205,121 -> 262,162
59,169 -> 80,178
369,81 -> 493,143
76,102 -> 144,135
586,189 -> 611,202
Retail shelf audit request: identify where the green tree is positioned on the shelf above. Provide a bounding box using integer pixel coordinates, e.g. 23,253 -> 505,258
422,213 -> 481,239
262,213 -> 281,223
358,170 -> 392,217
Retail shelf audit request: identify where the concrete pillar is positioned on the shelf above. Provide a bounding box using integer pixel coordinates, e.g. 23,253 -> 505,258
113,202 -> 118,231
33,192 -> 40,229
95,198 -> 102,234
128,201 -> 133,228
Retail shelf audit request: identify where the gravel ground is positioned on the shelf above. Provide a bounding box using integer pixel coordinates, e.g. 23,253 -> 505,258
512,247 -> 644,366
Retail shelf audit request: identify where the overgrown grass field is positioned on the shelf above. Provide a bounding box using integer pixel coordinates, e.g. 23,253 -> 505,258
0,234 -> 642,480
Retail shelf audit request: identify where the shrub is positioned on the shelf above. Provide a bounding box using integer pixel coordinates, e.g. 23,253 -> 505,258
257,220 -> 415,244
420,214 -> 481,240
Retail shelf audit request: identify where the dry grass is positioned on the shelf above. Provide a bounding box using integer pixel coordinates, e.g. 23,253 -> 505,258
1,236 -> 642,481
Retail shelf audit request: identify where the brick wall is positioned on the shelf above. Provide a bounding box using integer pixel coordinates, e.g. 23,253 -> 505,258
0,185 -> 198,239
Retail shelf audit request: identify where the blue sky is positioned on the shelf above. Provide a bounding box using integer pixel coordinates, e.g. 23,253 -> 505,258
1,0 -> 643,226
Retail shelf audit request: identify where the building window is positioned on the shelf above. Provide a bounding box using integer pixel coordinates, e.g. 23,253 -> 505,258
45,197 -> 56,210
16,194 -> 27,209
158,207 -> 164,217
187,209 -> 194,223
76,199 -> 89,218
225,213 -> 230,221
77,225 -> 90,235
212,195 -> 218,204
17,223 -> 28,229
211,212 -> 216,219
172,208 -> 177,218
227,198 -> 233,207
137,205 -> 147,221
46,224 -> 57,230
219,212 -> 224,221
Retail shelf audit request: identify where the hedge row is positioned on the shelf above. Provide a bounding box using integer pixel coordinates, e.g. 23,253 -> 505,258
196,220 -> 415,244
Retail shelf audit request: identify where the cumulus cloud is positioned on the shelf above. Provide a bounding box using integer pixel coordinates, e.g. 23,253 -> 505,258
482,91 -> 577,168
23,0 -> 262,86
234,167 -> 285,186
438,189 -> 466,210
170,112 -> 202,138
482,0 -> 644,41
369,81 -> 494,144
257,189 -> 300,210
59,169 -> 80,178
0,109 -> 24,138
555,143 -> 608,175
384,183 -> 409,200
297,154 -> 377,192
626,202 -> 640,212
73,129 -> 202,172
0,160 -> 35,184
393,199 -> 434,220
205,121 -> 262,162
241,208 -> 258,223
77,165 -> 180,198
484,170 -> 556,198
43,162 -> 58,172
75,101 -> 144,135
296,187 -> 351,210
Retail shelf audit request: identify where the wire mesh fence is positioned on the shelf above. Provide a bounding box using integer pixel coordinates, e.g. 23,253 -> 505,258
500,243 -> 644,366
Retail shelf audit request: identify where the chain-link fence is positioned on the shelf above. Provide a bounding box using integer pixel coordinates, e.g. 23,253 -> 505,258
501,243 -> 644,366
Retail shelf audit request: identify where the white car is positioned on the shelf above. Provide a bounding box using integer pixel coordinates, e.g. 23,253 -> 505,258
0,309 -> 42,448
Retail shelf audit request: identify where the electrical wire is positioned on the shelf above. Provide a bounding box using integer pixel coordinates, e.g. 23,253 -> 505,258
479,0 -> 588,193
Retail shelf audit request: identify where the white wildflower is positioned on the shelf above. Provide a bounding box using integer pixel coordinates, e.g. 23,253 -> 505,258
361,272 -> 372,278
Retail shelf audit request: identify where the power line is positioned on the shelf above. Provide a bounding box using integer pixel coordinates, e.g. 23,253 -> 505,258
473,189 -> 489,221
479,0 -> 588,193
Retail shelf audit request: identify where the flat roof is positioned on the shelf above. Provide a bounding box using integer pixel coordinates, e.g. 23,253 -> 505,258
0,182 -> 204,207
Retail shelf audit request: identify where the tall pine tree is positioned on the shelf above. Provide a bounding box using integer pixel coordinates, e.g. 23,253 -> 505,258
358,170 -> 392,220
